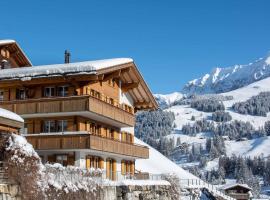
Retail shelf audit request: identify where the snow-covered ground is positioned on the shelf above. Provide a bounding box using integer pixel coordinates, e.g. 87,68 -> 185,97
156,77 -> 270,178
163,76 -> 270,131
135,137 -> 199,180
225,136 -> 270,158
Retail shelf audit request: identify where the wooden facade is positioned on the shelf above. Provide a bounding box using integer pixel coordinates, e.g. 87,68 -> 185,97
222,184 -> 252,200
0,40 -> 158,180
0,95 -> 135,127
26,134 -> 148,159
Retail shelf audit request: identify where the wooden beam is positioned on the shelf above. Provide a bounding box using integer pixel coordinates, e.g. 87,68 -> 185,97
103,70 -> 121,81
121,67 -> 131,74
121,82 -> 139,92
98,74 -> 104,81
134,101 -> 151,108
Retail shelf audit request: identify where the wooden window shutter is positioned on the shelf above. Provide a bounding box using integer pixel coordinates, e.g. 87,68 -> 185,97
112,160 -> 117,181
130,161 -> 135,175
106,160 -> 110,179
99,158 -> 104,169
121,160 -> 126,175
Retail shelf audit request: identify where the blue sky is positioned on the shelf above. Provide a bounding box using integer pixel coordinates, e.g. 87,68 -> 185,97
1,0 -> 270,94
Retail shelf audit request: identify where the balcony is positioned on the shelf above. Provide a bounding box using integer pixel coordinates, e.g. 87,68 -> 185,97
25,133 -> 149,159
0,95 -> 135,127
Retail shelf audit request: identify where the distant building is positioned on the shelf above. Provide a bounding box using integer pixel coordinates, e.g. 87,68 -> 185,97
0,40 -> 158,181
220,183 -> 252,200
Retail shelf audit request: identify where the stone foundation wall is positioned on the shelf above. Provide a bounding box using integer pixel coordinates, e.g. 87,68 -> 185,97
0,184 -> 21,200
0,183 -> 171,200
100,185 -> 172,200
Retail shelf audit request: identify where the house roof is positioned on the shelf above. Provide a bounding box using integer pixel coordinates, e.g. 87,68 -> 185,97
0,39 -> 32,67
0,58 -> 132,81
220,183 -> 252,191
0,58 -> 158,110
0,108 -> 24,123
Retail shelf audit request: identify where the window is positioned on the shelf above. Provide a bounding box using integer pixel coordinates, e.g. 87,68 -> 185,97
86,156 -> 103,169
43,120 -> 56,133
57,86 -> 68,97
0,90 -> 3,101
57,120 -> 68,132
44,87 -> 55,97
110,129 -> 114,139
56,155 -> 68,166
16,89 -> 26,100
109,98 -> 114,105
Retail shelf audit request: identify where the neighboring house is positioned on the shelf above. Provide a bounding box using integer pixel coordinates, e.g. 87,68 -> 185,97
0,108 -> 24,134
220,183 -> 252,200
0,40 -> 158,181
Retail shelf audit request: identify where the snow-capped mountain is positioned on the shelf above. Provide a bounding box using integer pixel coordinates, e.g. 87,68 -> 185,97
154,92 -> 183,109
182,53 -> 270,94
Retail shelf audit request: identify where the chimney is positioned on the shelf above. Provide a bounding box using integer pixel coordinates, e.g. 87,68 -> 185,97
64,50 -> 70,63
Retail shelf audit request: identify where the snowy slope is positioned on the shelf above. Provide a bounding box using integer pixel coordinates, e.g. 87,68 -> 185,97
157,76 -> 270,174
165,77 -> 270,130
225,136 -> 270,158
135,137 -> 199,180
182,53 -> 270,94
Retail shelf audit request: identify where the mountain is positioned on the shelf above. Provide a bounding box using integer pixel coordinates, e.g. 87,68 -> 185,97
182,53 -> 270,94
154,92 -> 183,109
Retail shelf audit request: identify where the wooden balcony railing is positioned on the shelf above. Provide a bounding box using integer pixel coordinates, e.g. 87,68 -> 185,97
0,95 -> 135,126
26,134 -> 149,159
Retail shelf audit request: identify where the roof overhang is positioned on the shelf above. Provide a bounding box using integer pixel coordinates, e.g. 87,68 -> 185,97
0,39 -> 32,67
96,61 -> 158,110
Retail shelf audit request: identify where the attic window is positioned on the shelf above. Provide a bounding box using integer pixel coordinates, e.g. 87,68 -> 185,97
0,90 -> 3,101
1,60 -> 11,69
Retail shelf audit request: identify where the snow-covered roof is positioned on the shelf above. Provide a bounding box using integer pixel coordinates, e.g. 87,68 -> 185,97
0,58 -> 133,81
0,39 -> 16,46
0,39 -> 32,66
0,108 -> 24,123
220,183 -> 252,191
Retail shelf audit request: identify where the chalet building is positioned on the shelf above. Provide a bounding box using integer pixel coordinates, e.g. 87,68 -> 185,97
0,40 -> 158,180
220,183 -> 252,200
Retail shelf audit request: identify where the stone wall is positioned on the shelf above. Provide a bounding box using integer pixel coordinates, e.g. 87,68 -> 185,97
100,184 -> 172,200
0,184 -> 21,200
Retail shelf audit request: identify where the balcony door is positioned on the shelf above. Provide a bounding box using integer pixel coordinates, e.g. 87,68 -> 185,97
106,158 -> 116,181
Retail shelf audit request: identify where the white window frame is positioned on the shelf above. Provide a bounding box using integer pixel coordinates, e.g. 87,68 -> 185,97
44,86 -> 55,97
0,90 -> 4,101
43,120 -> 56,133
57,86 -> 69,97
57,120 -> 68,132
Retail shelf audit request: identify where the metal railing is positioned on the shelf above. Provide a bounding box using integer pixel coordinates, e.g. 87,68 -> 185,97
180,179 -> 236,200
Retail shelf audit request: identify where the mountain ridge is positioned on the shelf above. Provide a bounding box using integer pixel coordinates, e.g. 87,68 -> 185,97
182,53 -> 270,94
